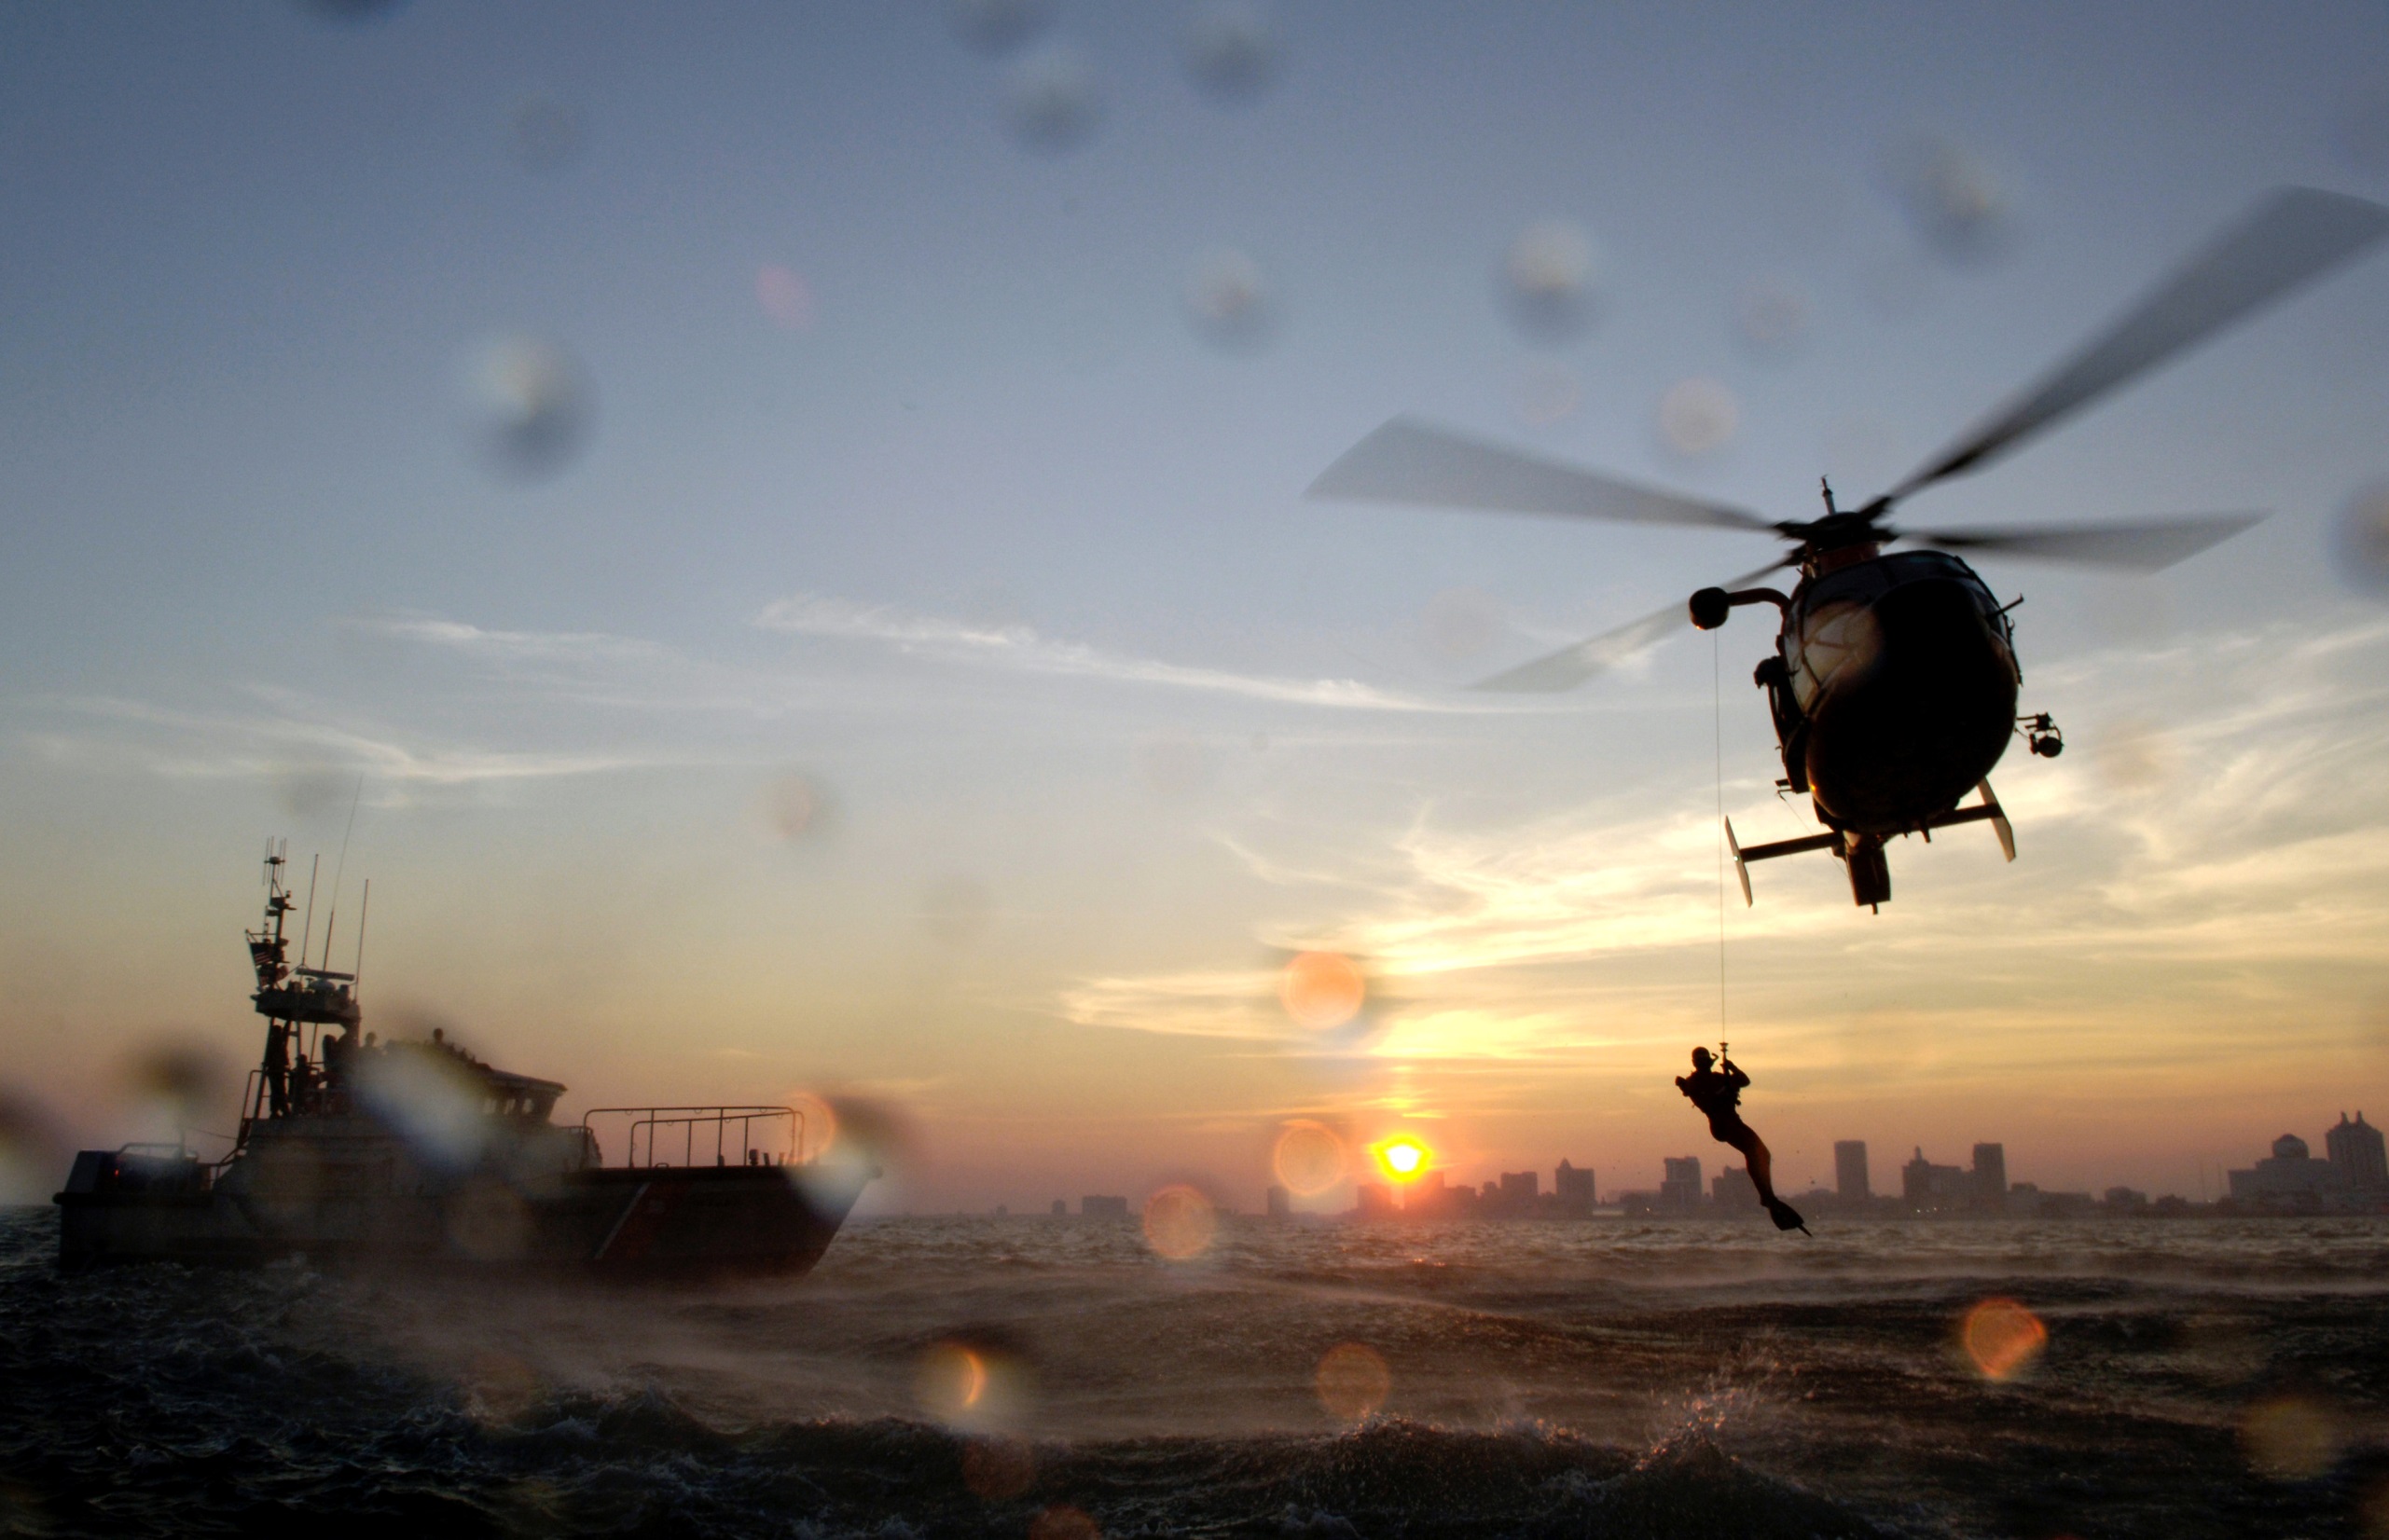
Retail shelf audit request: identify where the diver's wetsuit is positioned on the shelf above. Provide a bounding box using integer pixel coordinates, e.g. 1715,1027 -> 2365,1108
1676,1060 -> 1806,1232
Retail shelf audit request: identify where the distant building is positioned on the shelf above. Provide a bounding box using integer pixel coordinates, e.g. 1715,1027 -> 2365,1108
1712,1165 -> 1759,1211
1051,1199 -> 1067,1217
1659,1157 -> 1704,1211
1901,1148 -> 1968,1210
1404,1170 -> 1448,1216
1834,1141 -> 1871,1202
2327,1112 -> 2387,1191
1499,1170 -> 1539,1203
2104,1187 -> 2149,1212
1971,1144 -> 2008,1211
1081,1195 -> 1131,1218
1355,1182 -> 1393,1218
1265,1184 -> 1291,1219
2228,1134 -> 2349,1207
1554,1160 -> 1595,1211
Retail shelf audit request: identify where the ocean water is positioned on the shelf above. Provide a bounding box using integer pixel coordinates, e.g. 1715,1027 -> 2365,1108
2,1208 -> 2385,1538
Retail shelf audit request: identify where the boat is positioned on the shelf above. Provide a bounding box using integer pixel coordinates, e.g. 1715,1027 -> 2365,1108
53,845 -> 870,1275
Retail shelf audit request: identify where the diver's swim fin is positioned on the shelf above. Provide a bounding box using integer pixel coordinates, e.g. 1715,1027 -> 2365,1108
1766,1198 -> 1810,1235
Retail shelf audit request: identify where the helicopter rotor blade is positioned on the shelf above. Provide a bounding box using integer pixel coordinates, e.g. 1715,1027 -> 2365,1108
1907,511 -> 2265,571
1308,417 -> 1777,533
1885,187 -> 2389,505
1470,560 -> 1792,693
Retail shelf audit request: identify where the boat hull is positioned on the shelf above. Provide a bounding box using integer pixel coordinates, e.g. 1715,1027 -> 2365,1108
55,1148 -> 866,1278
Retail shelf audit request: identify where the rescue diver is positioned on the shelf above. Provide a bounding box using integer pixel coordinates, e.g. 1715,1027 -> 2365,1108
1677,1047 -> 1808,1233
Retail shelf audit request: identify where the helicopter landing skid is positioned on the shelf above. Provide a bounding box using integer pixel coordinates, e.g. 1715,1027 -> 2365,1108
1724,780 -> 2014,910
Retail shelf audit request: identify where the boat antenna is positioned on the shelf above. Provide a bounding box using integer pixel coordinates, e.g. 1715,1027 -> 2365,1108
319,775 -> 365,970
298,854 -> 321,969
352,878 -> 371,990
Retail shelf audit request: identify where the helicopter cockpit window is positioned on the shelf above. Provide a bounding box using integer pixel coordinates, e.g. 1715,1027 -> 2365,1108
1787,599 -> 1882,710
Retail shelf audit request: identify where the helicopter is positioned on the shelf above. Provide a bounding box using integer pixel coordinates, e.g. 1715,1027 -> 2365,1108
1310,186 -> 2389,909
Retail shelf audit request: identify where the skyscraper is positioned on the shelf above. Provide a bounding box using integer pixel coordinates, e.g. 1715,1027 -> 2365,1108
2327,1112 -> 2387,1190
1834,1141 -> 1871,1202
1972,1143 -> 2009,1211
1660,1157 -> 1704,1211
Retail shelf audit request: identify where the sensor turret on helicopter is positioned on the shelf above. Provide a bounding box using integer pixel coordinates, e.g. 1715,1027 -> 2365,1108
1311,186 -> 2389,907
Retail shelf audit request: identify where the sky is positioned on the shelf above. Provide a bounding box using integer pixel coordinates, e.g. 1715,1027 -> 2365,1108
4,1 -> 2389,1214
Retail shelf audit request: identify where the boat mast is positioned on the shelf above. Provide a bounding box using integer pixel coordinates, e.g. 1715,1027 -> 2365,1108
241,840 -> 364,1143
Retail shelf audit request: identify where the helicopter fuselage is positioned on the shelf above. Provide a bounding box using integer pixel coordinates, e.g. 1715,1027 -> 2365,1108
1752,547 -> 2021,837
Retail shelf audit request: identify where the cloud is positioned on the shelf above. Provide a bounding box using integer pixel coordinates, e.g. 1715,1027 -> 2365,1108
352,614 -> 670,667
31,694 -> 672,789
346,612 -> 812,718
755,593 -> 1468,712
1053,616 -> 2389,1067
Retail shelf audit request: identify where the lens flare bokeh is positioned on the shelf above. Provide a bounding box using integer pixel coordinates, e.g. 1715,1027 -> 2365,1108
1960,1298 -> 2047,1381
1141,1184 -> 1219,1260
1278,951 -> 1365,1031
917,1336 -> 1031,1431
1315,1342 -> 1391,1421
1029,1506 -> 1100,1540
2240,1396 -> 2343,1481
1270,1121 -> 1346,1197
960,1436 -> 1037,1500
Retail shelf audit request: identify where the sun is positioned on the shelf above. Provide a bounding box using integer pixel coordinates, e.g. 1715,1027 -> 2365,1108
1371,1135 -> 1431,1183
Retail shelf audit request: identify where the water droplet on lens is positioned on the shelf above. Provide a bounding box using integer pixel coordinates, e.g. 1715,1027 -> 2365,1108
2332,479 -> 2389,595
2091,719 -> 2172,792
275,764 -> 351,819
1004,43 -> 1103,154
1271,1121 -> 1346,1197
508,93 -> 583,172
2241,1396 -> 2343,1480
950,0 -> 1054,55
1141,1184 -> 1219,1259
1181,246 -> 1275,351
1885,132 -> 2019,265
1959,1297 -> 2046,1381
1280,951 -> 1365,1030
921,876 -> 993,948
756,265 -> 815,332
459,334 -> 594,484
1734,275 -> 1810,357
1183,1 -> 1277,104
1658,377 -> 1738,458
1420,585 -> 1504,660
1315,1341 -> 1390,1419
757,772 -> 836,845
1029,1506 -> 1101,1540
1500,220 -> 1600,342
961,1437 -> 1037,1500
1511,364 -> 1581,426
0,1088 -> 69,1205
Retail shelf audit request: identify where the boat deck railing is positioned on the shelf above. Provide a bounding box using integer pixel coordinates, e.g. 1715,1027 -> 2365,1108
578,1106 -> 808,1169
